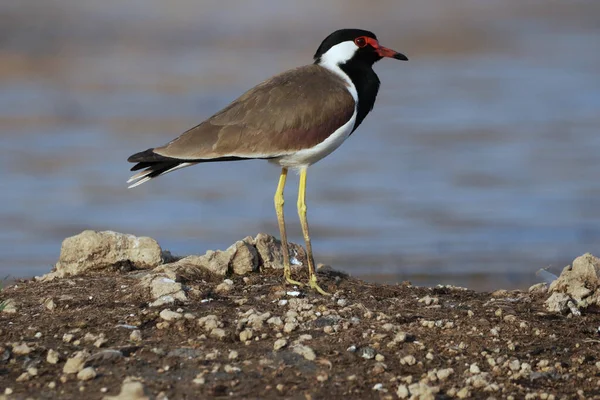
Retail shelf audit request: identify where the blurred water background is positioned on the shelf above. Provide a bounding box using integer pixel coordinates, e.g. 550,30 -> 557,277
1,0 -> 599,290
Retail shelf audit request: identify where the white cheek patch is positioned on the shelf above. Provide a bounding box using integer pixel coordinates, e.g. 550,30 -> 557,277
317,41 -> 359,103
319,41 -> 359,69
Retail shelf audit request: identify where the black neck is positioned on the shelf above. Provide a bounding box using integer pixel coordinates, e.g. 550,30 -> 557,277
339,63 -> 380,133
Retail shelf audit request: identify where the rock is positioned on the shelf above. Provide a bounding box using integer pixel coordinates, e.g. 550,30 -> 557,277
198,315 -> 221,331
253,233 -> 307,270
210,328 -> 227,340
357,346 -> 376,360
1,299 -> 16,314
130,330 -> 142,342
292,345 -> 316,361
239,329 -> 253,342
43,298 -> 56,311
529,283 -> 548,295
172,239 -> 260,276
548,253 -> 600,309
63,351 -> 88,374
149,277 -> 187,304
159,309 -> 183,321
215,280 -> 234,294
77,367 -> 97,381
45,230 -> 164,279
274,338 -> 288,351
11,343 -> 31,355
47,349 -> 60,364
396,384 -> 409,399
436,368 -> 454,381
545,292 -> 572,313
406,382 -> 439,400
283,321 -> 298,333
103,379 -> 150,400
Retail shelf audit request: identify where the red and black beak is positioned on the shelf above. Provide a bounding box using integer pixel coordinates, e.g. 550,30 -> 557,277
365,37 -> 408,61
376,46 -> 408,61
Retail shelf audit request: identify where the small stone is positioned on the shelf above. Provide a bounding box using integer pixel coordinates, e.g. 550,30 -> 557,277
283,321 -> 298,333
103,380 -> 150,400
358,346 -> 376,360
193,375 -> 206,385
48,382 -> 56,389
293,345 -> 316,361
210,328 -> 227,340
12,343 -> 31,355
47,349 -> 60,364
26,367 -> 38,377
77,367 -> 97,381
1,299 -> 17,314
228,350 -> 238,360
94,337 -> 108,348
63,333 -> 74,343
372,383 -> 384,391
63,352 -> 87,374
456,387 -> 471,399
316,373 -> 328,382
156,321 -> 170,329
470,363 -> 481,374
239,329 -> 253,342
130,330 -> 142,342
375,354 -> 385,362
159,309 -> 183,321
274,338 -> 288,351
396,384 -> 409,399
337,299 -> 348,307
509,359 -> 521,371
436,368 -> 454,381
401,355 -> 416,366
215,280 -> 234,294
16,372 -> 30,382
4,388 -> 13,395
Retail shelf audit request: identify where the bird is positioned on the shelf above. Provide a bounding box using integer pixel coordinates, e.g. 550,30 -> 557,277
127,29 -> 408,295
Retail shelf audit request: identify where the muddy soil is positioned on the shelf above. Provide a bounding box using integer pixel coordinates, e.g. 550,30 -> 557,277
2,266 -> 600,400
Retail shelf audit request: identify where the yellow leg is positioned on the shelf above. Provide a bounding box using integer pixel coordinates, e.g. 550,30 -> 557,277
297,168 -> 329,296
274,167 -> 302,286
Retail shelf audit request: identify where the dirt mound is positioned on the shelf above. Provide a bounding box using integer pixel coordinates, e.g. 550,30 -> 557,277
1,231 -> 599,399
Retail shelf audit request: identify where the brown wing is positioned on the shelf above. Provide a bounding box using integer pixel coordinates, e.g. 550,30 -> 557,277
153,64 -> 356,160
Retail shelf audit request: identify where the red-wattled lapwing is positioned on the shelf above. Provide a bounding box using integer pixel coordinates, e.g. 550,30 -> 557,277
127,29 -> 408,295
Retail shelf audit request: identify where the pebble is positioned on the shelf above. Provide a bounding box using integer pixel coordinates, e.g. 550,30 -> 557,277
77,367 -> 97,381
456,387 -> 471,399
273,338 -> 288,351
16,372 -> 29,382
358,346 -> 376,360
401,355 -> 416,366
130,330 -> 142,342
27,367 -> 38,376
159,309 -> 183,321
239,328 -> 253,342
12,343 -> 31,355
215,280 -> 234,294
436,368 -> 454,381
337,298 -> 348,307
267,316 -> 283,327
293,345 -> 316,361
375,354 -> 385,362
228,350 -> 239,360
283,321 -> 298,333
509,359 -> 521,371
63,333 -> 74,343
470,363 -> 481,374
63,352 -> 87,374
210,328 -> 227,340
396,384 -> 409,398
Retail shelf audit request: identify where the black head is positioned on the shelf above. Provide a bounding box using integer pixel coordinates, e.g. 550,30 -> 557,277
313,28 -> 408,67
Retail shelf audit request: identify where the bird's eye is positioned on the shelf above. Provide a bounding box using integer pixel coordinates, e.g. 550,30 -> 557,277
354,37 -> 367,48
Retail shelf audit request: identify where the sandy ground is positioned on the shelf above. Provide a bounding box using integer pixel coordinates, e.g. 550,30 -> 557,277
2,262 -> 600,399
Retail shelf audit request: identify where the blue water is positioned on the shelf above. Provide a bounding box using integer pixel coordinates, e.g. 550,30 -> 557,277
1,1 -> 599,290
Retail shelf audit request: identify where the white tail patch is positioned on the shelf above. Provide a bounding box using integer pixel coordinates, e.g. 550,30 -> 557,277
127,162 -> 196,188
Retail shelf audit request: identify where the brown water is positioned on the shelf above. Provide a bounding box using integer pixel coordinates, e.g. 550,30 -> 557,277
1,0 -> 599,290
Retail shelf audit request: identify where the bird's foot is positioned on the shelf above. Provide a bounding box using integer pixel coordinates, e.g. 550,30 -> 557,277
284,271 -> 304,287
309,274 -> 330,296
